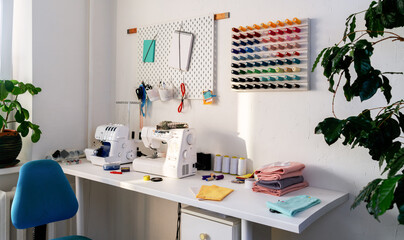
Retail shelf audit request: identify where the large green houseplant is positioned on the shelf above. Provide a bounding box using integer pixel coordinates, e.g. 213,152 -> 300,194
0,80 -> 42,165
313,0 -> 404,224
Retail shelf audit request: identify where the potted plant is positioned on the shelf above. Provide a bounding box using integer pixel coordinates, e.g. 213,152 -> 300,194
312,0 -> 404,224
0,80 -> 42,167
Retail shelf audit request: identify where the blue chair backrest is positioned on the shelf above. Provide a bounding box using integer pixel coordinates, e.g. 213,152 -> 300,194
11,160 -> 79,229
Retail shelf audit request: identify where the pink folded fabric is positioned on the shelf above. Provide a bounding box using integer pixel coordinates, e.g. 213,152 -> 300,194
256,170 -> 303,181
255,162 -> 305,176
252,181 -> 309,196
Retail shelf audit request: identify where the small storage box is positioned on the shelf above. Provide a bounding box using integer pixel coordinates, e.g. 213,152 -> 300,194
181,206 -> 240,240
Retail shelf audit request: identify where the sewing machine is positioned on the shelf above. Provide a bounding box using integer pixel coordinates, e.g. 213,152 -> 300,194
85,124 -> 138,166
132,127 -> 197,178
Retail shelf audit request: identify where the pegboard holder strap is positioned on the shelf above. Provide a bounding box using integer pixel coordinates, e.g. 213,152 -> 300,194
126,12 -> 230,34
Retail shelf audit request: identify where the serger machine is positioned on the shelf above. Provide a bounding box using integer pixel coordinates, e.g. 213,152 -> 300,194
85,124 -> 137,166
132,127 -> 197,178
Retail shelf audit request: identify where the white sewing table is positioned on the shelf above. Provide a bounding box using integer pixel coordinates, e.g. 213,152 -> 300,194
61,160 -> 348,240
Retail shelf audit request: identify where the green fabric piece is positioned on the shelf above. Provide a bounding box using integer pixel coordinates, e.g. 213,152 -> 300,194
143,40 -> 156,62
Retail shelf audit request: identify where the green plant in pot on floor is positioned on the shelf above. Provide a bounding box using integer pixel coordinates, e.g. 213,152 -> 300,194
0,80 -> 42,167
312,0 -> 404,224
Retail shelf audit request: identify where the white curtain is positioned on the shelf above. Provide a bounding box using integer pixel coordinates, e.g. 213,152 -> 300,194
0,0 -> 13,80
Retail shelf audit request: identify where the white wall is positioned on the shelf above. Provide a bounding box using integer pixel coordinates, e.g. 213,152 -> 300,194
31,0 -> 89,160
113,0 -> 404,239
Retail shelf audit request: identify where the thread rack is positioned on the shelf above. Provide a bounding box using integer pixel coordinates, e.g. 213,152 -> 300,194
230,18 -> 310,92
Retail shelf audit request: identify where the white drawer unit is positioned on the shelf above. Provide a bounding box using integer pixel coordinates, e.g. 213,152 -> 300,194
181,206 -> 240,240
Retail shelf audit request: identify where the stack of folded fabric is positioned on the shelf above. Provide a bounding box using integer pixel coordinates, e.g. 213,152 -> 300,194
252,162 -> 308,196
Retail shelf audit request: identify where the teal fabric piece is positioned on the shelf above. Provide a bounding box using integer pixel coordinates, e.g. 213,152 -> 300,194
266,195 -> 321,217
143,40 -> 156,62
53,236 -> 91,240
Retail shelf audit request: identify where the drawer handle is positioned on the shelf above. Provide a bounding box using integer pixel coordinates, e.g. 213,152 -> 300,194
200,233 -> 209,240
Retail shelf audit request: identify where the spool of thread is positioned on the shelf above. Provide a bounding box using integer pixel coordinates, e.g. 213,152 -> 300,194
230,156 -> 239,175
143,175 -> 150,181
214,154 -> 223,172
238,158 -> 247,176
245,178 -> 255,189
222,155 -> 230,174
216,175 -> 224,180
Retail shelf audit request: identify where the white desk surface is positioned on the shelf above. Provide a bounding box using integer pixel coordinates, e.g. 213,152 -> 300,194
61,160 -> 348,234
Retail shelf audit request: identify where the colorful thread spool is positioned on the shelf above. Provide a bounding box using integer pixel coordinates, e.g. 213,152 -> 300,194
253,24 -> 261,30
275,67 -> 284,73
276,20 -> 284,26
285,19 -> 294,25
222,155 -> 230,173
246,25 -> 254,30
230,156 -> 238,175
292,27 -> 301,33
276,29 -> 284,35
293,17 -> 301,24
261,23 -> 269,28
268,21 -> 277,28
214,154 -> 223,172
292,66 -> 301,72
239,26 -> 247,32
232,27 -> 240,33
237,158 -> 247,176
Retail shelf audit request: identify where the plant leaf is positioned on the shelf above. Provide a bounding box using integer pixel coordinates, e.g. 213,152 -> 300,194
352,178 -> 382,209
348,15 -> 357,42
374,175 -> 403,217
398,112 -> 404,132
399,0 -> 404,15
312,47 -> 327,72
4,80 -> 14,92
356,72 -> 382,101
22,108 -> 29,120
14,111 -> 24,123
381,75 -> 392,103
17,121 -> 29,137
0,81 -> 9,101
386,148 -> 404,178
365,1 -> 385,38
315,118 -> 346,145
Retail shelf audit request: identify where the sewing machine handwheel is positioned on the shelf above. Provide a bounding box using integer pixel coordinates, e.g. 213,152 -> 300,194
186,134 -> 194,145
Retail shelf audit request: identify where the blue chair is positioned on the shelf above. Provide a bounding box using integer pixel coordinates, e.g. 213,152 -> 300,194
11,160 -> 90,240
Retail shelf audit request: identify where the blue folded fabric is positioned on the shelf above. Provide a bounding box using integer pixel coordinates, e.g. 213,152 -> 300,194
266,195 -> 321,217
257,176 -> 304,190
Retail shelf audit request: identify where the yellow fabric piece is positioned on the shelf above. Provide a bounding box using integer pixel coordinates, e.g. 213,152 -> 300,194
196,185 -> 234,201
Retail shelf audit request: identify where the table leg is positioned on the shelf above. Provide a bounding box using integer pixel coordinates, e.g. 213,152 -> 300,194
241,219 -> 252,240
75,176 -> 84,235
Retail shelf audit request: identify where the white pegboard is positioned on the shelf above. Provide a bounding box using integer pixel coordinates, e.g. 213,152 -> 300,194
137,14 -> 215,99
